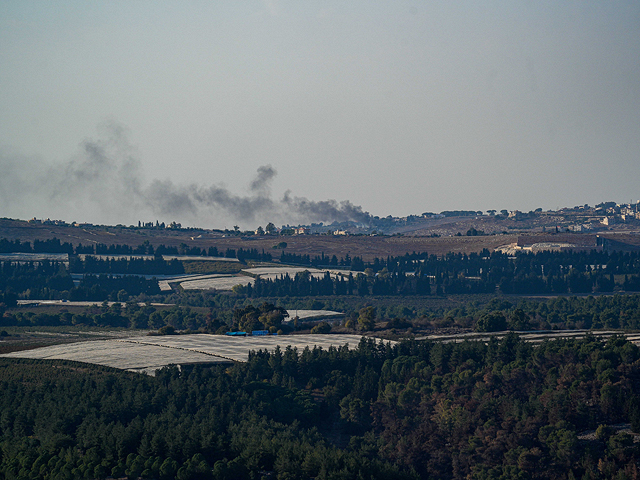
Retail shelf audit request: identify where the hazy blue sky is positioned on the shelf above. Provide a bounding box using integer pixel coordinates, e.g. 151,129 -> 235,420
1,1 -> 639,228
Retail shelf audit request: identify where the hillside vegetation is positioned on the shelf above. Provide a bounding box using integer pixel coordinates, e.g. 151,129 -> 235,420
2,335 -> 640,479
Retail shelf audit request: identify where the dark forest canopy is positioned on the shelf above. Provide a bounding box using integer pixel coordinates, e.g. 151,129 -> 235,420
6,294 -> 640,335
0,261 -> 160,303
2,335 -> 640,479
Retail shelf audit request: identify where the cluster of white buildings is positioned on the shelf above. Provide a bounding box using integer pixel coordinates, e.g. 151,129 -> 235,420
599,202 -> 640,225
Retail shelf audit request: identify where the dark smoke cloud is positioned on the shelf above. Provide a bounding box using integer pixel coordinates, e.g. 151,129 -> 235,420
281,192 -> 373,225
249,165 -> 277,194
0,123 -> 372,228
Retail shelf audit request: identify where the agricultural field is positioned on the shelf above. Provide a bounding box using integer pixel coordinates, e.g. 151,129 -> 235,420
156,274 -> 210,291
242,266 -> 326,277
172,266 -> 352,292
16,300 -> 170,307
178,274 -> 252,291
180,260 -> 245,275
77,254 -> 154,261
162,255 -> 239,262
285,309 -> 345,321
242,266 -> 349,281
0,252 -> 69,262
0,327 -> 153,355
0,339 -> 221,375
0,333 -> 373,375
415,329 -> 640,345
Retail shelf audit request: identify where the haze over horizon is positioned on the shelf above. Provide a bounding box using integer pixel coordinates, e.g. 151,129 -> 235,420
1,2 -> 639,229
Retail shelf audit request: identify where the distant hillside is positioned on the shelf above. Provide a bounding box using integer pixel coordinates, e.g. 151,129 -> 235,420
0,214 -> 638,261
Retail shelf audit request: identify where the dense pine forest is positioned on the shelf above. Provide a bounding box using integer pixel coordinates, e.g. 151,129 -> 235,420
2,335 -> 640,479
0,261 -> 161,304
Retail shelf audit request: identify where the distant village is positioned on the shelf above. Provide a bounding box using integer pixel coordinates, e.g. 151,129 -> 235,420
27,200 -> 640,237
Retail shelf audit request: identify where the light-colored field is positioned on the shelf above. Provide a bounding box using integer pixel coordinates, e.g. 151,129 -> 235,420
174,266 -> 351,292
126,334 -> 368,362
163,255 -> 239,263
78,254 -> 154,261
330,269 -> 357,277
171,265 -> 357,291
0,339 -> 226,375
286,310 -> 345,320
258,272 -> 329,281
243,266 -> 326,276
16,300 -> 171,307
243,266 -> 352,280
76,255 -> 239,262
173,265 -> 354,292
0,333 -> 377,375
495,242 -> 578,255
179,275 -> 252,290
0,253 -> 69,262
414,330 -> 640,345
156,273 -> 237,291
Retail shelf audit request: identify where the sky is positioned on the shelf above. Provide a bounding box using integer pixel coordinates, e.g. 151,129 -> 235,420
1,1 -> 639,229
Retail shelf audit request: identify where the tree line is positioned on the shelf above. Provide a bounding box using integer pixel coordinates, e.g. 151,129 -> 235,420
239,271 -> 432,297
0,261 -> 160,305
279,251 -> 365,270
0,238 -> 273,263
246,250 -> 640,296
69,257 -> 185,275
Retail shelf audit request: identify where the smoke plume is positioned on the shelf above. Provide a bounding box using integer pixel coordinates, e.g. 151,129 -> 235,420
0,123 -> 372,228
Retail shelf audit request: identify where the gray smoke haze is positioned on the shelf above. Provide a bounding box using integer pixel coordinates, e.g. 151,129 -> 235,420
0,124 -> 372,228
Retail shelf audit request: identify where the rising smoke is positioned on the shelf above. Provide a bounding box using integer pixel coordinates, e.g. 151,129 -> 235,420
0,123 -> 373,228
